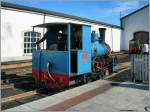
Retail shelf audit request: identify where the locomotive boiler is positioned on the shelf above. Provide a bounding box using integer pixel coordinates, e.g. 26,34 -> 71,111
91,28 -> 113,76
32,23 -> 114,90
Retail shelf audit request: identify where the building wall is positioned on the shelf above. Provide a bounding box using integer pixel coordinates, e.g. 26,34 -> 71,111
1,8 -> 44,62
121,7 -> 149,50
1,8 -> 121,62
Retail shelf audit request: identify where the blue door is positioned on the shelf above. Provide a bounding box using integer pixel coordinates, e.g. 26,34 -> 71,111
77,25 -> 91,75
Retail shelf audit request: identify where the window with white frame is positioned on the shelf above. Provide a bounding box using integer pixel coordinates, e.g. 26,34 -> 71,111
24,31 -> 41,54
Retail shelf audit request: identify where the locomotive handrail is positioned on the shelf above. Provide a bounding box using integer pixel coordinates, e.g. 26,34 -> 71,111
47,62 -> 57,83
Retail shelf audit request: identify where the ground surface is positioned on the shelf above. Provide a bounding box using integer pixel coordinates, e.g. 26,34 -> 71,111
2,53 -> 149,112
67,82 -> 149,112
3,80 -> 149,112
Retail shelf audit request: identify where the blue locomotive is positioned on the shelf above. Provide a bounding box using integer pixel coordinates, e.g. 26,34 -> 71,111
32,23 -> 114,90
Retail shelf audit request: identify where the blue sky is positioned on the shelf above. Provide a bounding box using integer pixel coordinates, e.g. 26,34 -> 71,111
2,0 -> 149,26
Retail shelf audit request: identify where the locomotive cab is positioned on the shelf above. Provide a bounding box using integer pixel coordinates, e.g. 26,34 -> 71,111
32,23 -> 91,90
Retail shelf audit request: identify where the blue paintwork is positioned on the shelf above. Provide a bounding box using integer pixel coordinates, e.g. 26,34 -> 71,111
76,25 -> 91,75
32,51 -> 69,75
91,30 -> 106,57
32,50 -> 41,72
77,51 -> 91,74
32,23 -> 92,77
82,26 -> 91,50
91,41 -> 106,58
68,24 -> 71,75
91,33 -> 99,42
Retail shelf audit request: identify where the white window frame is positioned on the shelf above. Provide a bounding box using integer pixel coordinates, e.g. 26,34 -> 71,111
23,31 -> 41,55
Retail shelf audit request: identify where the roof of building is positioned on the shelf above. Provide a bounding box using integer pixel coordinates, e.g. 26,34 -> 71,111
121,4 -> 149,20
1,1 -> 121,29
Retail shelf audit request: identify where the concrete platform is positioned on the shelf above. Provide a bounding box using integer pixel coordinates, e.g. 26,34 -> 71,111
3,80 -> 149,112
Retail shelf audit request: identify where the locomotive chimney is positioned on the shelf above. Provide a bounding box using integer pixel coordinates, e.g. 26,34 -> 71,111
99,28 -> 106,43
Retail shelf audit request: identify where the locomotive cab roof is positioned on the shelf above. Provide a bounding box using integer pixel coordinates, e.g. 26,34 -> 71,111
33,22 -> 90,28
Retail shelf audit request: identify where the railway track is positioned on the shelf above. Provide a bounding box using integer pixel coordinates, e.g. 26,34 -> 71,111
1,67 -> 130,110
1,59 -> 32,71
1,90 -> 37,104
1,53 -> 131,110
1,92 -> 48,110
1,82 -> 79,110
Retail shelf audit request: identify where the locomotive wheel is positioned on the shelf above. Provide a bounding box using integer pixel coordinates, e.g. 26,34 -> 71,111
83,74 -> 88,84
75,75 -> 88,85
38,80 -> 47,91
75,77 -> 82,86
96,73 -> 100,80
95,73 -> 104,80
87,75 -> 92,83
99,73 -> 104,79
75,79 -> 79,85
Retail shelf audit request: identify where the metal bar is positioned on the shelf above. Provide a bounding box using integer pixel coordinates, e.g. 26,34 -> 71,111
68,24 -> 71,75
1,84 -> 14,89
105,67 -> 130,79
1,90 -> 37,104
1,62 -> 32,70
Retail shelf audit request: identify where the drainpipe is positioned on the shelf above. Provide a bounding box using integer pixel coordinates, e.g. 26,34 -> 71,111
111,28 -> 113,52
